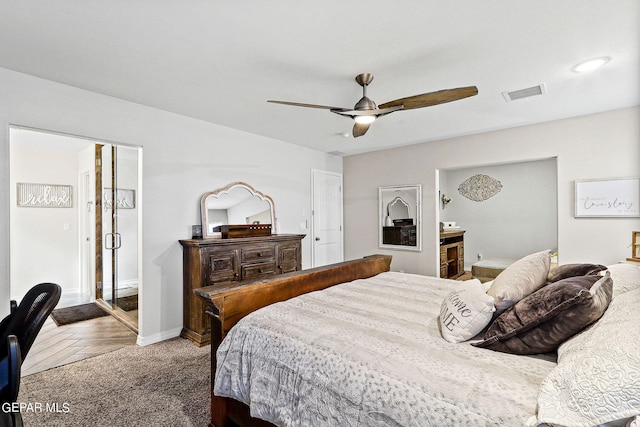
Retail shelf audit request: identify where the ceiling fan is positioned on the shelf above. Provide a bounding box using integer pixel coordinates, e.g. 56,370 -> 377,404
268,73 -> 478,138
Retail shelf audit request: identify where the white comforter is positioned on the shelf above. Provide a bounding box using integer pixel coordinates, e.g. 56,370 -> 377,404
214,271 -> 557,426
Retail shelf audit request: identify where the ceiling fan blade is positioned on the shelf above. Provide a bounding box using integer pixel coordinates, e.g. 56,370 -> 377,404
267,100 -> 347,110
352,122 -> 371,138
379,86 -> 478,110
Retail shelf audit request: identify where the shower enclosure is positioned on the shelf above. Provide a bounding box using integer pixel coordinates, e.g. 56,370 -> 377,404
96,144 -> 139,330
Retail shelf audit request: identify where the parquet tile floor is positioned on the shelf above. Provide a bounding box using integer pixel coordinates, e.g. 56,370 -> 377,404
21,314 -> 138,376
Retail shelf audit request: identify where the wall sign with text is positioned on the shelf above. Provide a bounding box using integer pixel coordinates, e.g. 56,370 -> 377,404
16,183 -> 73,208
103,188 -> 136,210
575,177 -> 639,218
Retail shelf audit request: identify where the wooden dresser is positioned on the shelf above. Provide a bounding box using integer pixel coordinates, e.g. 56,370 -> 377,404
440,230 -> 465,279
382,225 -> 417,246
179,234 -> 305,346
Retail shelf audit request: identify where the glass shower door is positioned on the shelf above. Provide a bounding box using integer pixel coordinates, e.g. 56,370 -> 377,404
98,144 -> 139,328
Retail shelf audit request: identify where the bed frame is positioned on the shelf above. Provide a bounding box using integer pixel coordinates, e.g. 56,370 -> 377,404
194,254 -> 392,427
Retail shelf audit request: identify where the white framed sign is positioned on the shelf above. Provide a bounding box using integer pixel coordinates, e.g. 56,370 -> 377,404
17,183 -> 73,208
575,177 -> 640,218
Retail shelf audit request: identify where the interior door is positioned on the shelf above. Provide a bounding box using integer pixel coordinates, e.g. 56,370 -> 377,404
311,170 -> 343,267
98,144 -> 139,327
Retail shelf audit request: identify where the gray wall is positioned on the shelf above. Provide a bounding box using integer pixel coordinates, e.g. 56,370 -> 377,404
344,107 -> 640,275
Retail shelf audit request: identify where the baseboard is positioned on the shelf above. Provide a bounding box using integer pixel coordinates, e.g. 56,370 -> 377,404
136,327 -> 182,346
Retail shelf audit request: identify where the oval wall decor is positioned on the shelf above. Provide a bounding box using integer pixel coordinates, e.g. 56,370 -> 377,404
458,174 -> 503,202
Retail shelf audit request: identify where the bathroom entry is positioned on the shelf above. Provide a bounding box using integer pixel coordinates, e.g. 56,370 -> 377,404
95,144 -> 140,330
9,126 -> 141,332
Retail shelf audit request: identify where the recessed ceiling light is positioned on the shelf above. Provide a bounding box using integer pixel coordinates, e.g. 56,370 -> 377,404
572,57 -> 611,73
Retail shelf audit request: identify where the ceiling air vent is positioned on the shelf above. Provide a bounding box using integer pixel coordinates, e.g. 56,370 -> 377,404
502,83 -> 547,102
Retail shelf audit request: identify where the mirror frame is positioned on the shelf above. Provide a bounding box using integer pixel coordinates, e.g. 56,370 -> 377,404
200,182 -> 276,238
379,184 -> 422,252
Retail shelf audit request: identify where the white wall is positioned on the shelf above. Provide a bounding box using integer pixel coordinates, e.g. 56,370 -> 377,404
344,107 -> 640,275
9,144 -> 81,297
0,67 -> 342,344
441,158 -> 557,269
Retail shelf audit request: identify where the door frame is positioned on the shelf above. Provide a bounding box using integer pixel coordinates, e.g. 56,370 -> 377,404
8,124 -> 142,336
78,169 -> 94,300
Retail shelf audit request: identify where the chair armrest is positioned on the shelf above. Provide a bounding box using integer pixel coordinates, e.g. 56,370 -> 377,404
0,335 -> 21,403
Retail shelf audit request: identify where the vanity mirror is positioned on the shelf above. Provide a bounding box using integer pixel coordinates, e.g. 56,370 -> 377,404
200,182 -> 276,238
379,184 -> 422,251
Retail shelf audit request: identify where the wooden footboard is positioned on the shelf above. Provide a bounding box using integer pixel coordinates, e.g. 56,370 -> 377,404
195,254 -> 392,427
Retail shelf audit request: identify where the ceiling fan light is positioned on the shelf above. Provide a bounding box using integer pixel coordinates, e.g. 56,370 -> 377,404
354,115 -> 376,125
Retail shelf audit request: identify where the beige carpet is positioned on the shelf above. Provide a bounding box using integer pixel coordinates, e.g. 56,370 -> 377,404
18,337 -> 210,427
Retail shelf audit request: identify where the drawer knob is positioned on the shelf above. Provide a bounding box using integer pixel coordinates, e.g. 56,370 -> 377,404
257,252 -> 262,257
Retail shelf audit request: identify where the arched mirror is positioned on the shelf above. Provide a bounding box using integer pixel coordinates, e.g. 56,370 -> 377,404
387,197 -> 411,221
379,184 -> 422,251
200,182 -> 276,238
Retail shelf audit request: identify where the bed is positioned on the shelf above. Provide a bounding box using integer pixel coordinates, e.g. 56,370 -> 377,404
195,254 -> 640,427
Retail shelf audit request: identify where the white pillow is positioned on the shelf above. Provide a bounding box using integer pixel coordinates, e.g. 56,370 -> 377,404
486,250 -> 551,312
606,263 -> 640,297
439,279 -> 496,343
535,287 -> 640,426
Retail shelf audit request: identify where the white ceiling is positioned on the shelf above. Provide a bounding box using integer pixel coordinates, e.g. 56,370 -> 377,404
1,1 -> 638,156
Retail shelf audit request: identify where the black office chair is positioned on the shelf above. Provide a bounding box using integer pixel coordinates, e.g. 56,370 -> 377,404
0,335 -> 23,427
0,283 -> 60,427
0,283 -> 61,362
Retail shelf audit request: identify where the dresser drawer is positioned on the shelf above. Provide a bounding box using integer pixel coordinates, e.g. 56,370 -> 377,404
241,244 -> 276,263
207,249 -> 238,283
242,261 -> 277,280
279,243 -> 301,273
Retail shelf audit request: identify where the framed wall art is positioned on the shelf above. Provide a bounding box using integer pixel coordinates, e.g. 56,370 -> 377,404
575,177 -> 639,218
16,183 -> 73,208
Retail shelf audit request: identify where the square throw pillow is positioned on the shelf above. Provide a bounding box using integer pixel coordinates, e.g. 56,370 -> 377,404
439,279 -> 496,343
546,263 -> 607,284
473,272 -> 613,355
486,250 -> 551,313
606,263 -> 640,296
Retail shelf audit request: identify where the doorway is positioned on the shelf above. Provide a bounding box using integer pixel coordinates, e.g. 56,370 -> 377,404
437,158 -> 558,275
311,169 -> 344,267
9,126 -> 141,331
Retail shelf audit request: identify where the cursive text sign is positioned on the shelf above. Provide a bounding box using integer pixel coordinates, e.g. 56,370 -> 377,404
575,178 -> 639,217
17,183 -> 72,208
103,188 -> 136,210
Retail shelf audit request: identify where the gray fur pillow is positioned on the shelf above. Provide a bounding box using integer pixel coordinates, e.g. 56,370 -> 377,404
473,272 -> 613,355
546,263 -> 607,284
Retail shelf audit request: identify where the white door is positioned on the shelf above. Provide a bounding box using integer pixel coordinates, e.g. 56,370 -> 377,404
311,170 -> 343,267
